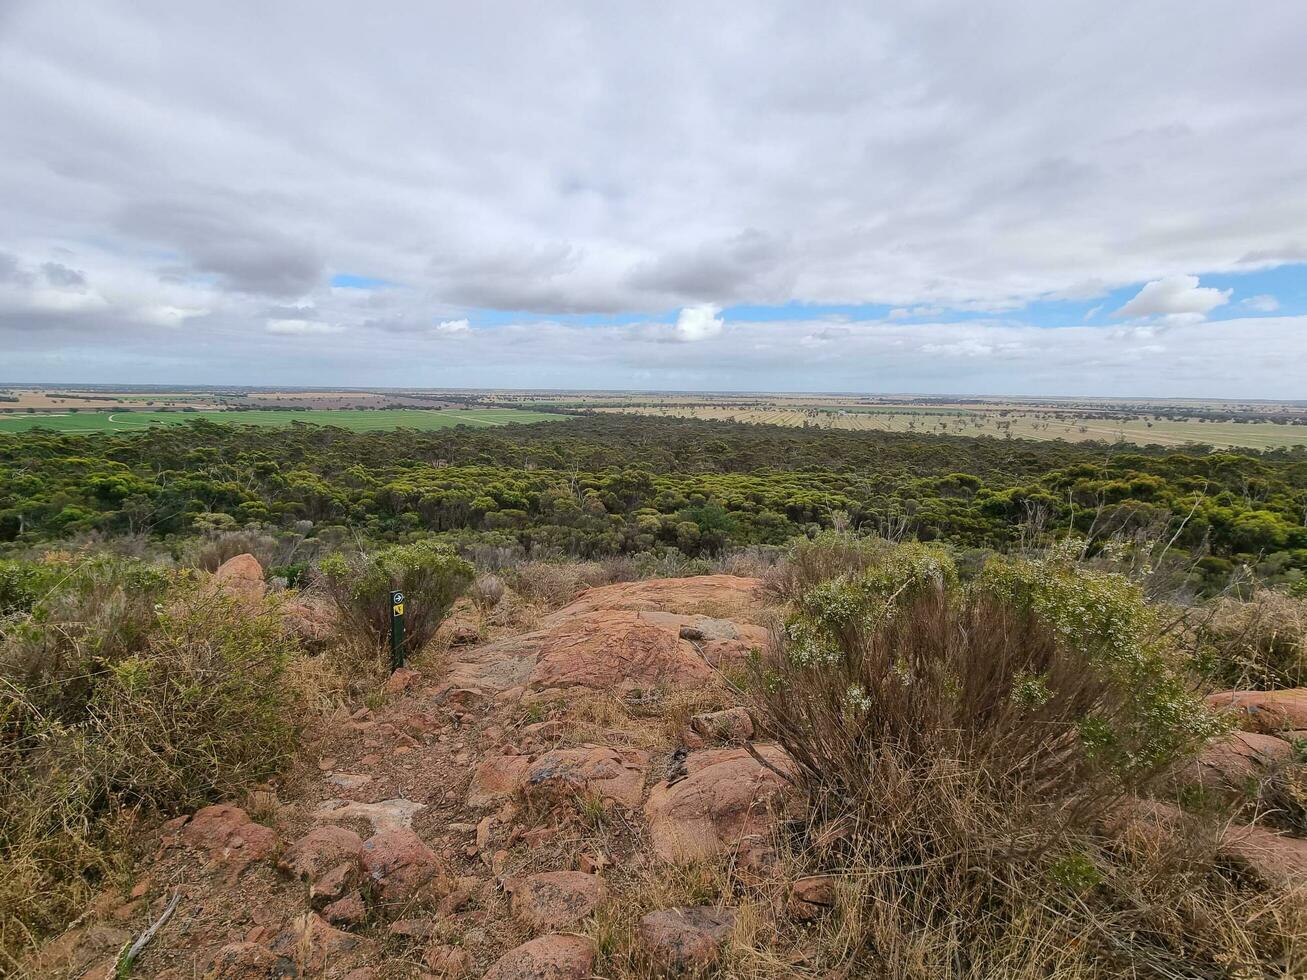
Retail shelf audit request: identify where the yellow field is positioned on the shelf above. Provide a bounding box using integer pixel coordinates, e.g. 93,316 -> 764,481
594,406 -> 1307,450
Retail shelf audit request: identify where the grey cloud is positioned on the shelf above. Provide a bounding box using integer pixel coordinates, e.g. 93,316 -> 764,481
0,251 -> 33,285
626,230 -> 795,304
115,198 -> 322,298
41,262 -> 86,287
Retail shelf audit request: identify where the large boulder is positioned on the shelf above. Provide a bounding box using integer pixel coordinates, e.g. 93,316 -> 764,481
1207,689 -> 1307,734
484,934 -> 596,980
1220,823 -> 1307,887
510,871 -> 609,930
645,746 -> 797,862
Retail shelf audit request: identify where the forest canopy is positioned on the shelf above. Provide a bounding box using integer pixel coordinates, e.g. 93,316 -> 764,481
1,415 -> 1304,592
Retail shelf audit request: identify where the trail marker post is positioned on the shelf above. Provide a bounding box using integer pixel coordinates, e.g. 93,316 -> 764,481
390,590 -> 406,671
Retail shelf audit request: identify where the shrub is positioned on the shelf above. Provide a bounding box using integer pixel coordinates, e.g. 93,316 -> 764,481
0,563 -> 303,968
469,573 -> 505,613
761,529 -> 894,603
319,540 -> 473,660
749,543 -> 1244,975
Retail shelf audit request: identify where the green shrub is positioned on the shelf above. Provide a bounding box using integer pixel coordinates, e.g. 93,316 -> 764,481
749,542 -> 1244,975
319,540 -> 473,660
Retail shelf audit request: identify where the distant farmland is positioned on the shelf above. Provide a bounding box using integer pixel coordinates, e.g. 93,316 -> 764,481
593,405 -> 1307,450
0,407 -> 566,435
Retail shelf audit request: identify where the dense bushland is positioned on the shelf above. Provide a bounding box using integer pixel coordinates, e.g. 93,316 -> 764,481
1,415 -> 1304,593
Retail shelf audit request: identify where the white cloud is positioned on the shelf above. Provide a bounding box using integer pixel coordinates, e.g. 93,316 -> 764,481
1114,275 -> 1231,320
672,303 -> 724,342
266,318 -> 342,335
1241,294 -> 1280,313
435,318 -> 471,334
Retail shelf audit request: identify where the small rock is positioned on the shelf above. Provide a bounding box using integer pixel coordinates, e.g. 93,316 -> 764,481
468,754 -> 532,807
386,667 -> 422,694
268,913 -> 360,973
638,906 -> 737,973
788,875 -> 838,921
425,943 -> 471,977
205,941 -> 296,978
388,917 -> 440,939
688,707 -> 754,744
483,934 -> 597,980
322,891 -> 367,928
359,828 -> 449,903
181,804 -> 277,877
525,746 -> 648,809
511,871 -> 609,930
314,797 -> 425,833
318,757 -> 337,771
328,772 -> 374,790
476,816 -> 494,850
279,826 -> 363,884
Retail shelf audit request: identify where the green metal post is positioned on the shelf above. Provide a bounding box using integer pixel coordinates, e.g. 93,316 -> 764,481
390,590 -> 406,671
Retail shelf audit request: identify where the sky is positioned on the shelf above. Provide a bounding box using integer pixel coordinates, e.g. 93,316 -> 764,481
2,1 -> 1306,398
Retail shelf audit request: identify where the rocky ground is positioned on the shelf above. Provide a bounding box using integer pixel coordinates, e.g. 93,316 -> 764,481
19,558 -> 1307,979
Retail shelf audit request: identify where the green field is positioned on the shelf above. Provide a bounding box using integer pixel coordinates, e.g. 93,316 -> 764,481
0,408 -> 566,434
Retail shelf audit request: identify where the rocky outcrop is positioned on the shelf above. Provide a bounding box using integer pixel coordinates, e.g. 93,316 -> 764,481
443,576 -> 768,696
1185,731 -> 1294,793
1207,689 -> 1307,733
548,575 -> 764,621
645,746 -> 797,862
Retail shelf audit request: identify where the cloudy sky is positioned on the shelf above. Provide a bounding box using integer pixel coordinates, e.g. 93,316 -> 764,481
2,1 -> 1306,397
